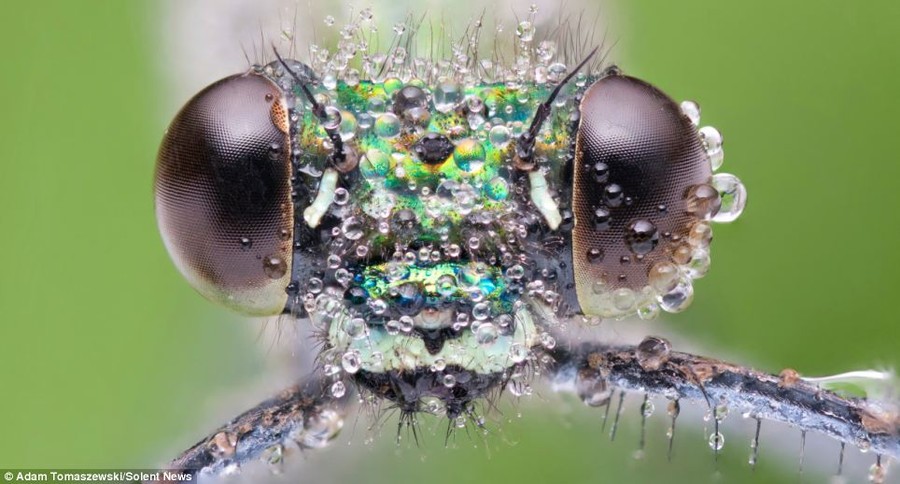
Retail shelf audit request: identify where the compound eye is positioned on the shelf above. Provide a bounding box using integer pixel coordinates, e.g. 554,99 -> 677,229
155,73 -> 293,315
572,74 -> 745,319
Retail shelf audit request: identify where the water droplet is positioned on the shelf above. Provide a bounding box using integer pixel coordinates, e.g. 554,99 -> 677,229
489,125 -> 511,148
263,255 -> 287,279
443,373 -> 457,388
710,173 -> 747,223
374,113 -> 401,138
332,187 -> 350,206
453,139 -> 486,173
869,458 -> 886,484
625,219 -> 659,255
399,315 -> 414,332
708,432 -> 725,451
648,261 -> 679,293
604,184 -> 623,207
343,317 -> 368,339
239,237 -> 253,251
341,351 -> 361,373
685,247 -> 710,279
341,217 -> 364,240
688,222 -> 713,248
714,402 -> 729,422
636,336 -> 671,371
637,300 -> 660,320
323,106 -> 342,130
575,368 -> 612,407
658,277 -> 694,313
516,21 -> 536,42
699,125 -> 723,153
506,265 -> 525,280
613,288 -> 635,311
641,398 -> 656,417
472,302 -> 491,320
475,323 -> 499,345
680,100 -> 701,126
338,111 -> 357,141
509,343 -> 529,363
536,40 -> 557,62
592,161 -> 609,183
393,85 -> 427,114
434,81 -> 463,113
593,207 -> 611,231
323,15 -> 335,26
330,380 -> 346,397
299,409 -> 343,449
685,184 -> 722,220
586,247 -> 604,264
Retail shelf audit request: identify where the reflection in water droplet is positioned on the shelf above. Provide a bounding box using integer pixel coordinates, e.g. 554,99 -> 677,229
331,381 -> 346,398
648,261 -> 679,293
263,255 -> 287,279
475,323 -> 499,345
625,219 -> 659,255
489,125 -> 511,148
374,113 -> 401,138
341,217 -> 364,240
323,106 -> 342,130
680,100 -> 701,126
708,431 -> 725,451
636,336 -> 671,371
341,351 -> 361,373
658,276 -> 694,313
573,368 -> 611,406
685,184 -> 722,220
453,139 -> 486,173
711,173 -> 747,223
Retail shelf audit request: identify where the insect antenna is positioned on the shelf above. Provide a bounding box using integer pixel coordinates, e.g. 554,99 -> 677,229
515,46 -> 598,169
271,46 -> 347,164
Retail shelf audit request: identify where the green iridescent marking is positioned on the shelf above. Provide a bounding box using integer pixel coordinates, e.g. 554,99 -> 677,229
293,80 -> 577,241
358,262 -> 513,313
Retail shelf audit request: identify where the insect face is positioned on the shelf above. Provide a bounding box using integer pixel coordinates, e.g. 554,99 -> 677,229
154,9 -> 747,425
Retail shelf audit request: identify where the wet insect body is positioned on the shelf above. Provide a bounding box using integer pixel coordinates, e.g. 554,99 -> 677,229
153,19 -> 896,481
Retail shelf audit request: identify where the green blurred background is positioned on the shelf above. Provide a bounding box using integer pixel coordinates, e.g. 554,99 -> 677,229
1,1 -> 897,482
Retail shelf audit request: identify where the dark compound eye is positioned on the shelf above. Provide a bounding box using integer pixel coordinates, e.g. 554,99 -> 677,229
571,74 -> 746,319
154,73 -> 294,315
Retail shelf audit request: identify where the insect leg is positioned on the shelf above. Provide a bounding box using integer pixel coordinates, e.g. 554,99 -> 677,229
166,374 -> 351,479
545,341 -> 900,460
